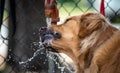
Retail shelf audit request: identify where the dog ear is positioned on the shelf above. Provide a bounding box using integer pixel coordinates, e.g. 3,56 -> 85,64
79,13 -> 106,38
86,18 -> 105,31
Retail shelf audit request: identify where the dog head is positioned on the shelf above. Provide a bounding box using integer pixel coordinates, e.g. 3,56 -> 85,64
40,17 -> 80,52
40,13 -> 108,55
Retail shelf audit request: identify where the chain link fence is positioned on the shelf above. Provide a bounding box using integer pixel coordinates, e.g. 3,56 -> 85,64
0,0 -> 120,73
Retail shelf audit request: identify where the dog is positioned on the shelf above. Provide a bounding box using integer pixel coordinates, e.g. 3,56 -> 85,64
40,13 -> 120,73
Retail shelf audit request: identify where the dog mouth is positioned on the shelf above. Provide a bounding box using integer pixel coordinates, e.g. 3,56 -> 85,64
41,35 -> 58,52
42,34 -> 54,47
39,27 -> 61,52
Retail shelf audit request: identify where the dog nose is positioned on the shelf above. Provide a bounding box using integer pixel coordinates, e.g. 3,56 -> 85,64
40,27 -> 47,32
39,27 -> 47,41
39,27 -> 47,36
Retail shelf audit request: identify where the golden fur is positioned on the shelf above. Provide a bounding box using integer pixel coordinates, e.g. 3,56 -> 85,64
48,13 -> 120,73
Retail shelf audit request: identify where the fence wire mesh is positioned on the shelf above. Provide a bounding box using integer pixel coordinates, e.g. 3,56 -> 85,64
0,0 -> 120,73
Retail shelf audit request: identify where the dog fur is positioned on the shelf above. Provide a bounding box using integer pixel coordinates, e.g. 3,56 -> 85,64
45,13 -> 120,73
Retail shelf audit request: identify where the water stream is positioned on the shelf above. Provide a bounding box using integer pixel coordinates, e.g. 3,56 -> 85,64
19,41 -> 74,73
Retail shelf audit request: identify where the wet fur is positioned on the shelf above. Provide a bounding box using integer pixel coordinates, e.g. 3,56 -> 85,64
48,13 -> 120,73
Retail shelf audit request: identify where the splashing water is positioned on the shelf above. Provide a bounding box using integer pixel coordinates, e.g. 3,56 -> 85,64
47,51 -> 75,73
19,41 -> 74,73
19,42 -> 45,65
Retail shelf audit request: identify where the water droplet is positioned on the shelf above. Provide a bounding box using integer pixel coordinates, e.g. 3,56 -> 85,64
18,40 -> 74,73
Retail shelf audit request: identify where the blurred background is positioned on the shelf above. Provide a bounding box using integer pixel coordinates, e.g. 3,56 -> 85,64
0,0 -> 120,73
57,0 -> 120,24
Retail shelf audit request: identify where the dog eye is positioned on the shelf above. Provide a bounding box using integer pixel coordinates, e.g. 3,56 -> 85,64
64,18 -> 71,23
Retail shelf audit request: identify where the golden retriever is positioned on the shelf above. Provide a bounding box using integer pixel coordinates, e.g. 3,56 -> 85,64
40,13 -> 120,73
